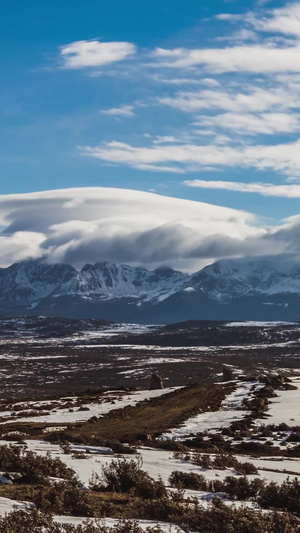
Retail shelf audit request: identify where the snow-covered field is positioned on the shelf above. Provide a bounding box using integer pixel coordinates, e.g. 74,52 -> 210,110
22,439 -> 298,490
16,374 -> 300,502
0,493 -> 183,531
161,380 -> 263,440
0,496 -> 33,515
262,375 -> 300,426
1,387 -> 180,425
1,367 -> 300,528
55,516 -> 184,532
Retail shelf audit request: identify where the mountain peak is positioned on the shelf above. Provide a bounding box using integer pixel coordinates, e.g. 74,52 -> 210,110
1,255 -> 300,322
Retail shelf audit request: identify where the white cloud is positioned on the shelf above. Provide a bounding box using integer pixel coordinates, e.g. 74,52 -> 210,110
216,14 -> 243,21
151,75 -> 220,87
150,75 -> 202,85
152,3 -> 300,74
184,179 -> 300,198
0,232 -> 45,268
152,136 -> 178,144
101,105 -> 135,117
79,138 -> 300,176
159,87 -> 298,114
213,134 -> 232,145
216,28 -> 259,44
0,187 -> 261,270
152,135 -> 190,145
195,112 -> 300,135
129,163 -> 185,173
60,40 -> 136,69
1,188 -> 300,270
202,78 -> 220,87
255,4 -> 300,37
153,44 -> 300,73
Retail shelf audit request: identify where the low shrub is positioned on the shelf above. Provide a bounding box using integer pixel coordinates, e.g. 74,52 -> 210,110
0,444 -> 78,485
90,458 -> 167,500
33,482 -> 98,516
173,451 -> 258,475
0,510 -> 165,532
170,470 -> 300,515
135,497 -> 299,532
49,433 -> 136,454
213,476 -> 265,500
258,477 -> 300,515
169,471 -> 264,500
169,471 -> 207,490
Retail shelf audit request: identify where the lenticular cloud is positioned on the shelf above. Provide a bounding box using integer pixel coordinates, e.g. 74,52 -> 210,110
0,187 -> 297,270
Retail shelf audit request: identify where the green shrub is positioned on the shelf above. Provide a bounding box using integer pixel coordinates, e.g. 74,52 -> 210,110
136,497 -> 299,532
258,477 -> 300,515
212,476 -> 264,500
169,471 -> 208,490
169,471 -> 265,500
90,458 -> 167,500
0,510 -> 165,532
0,444 -> 78,485
173,452 -> 258,475
33,482 -> 96,516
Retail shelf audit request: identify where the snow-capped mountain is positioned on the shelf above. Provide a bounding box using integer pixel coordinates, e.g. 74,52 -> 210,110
0,260 -> 188,307
1,255 -> 300,323
187,255 -> 300,299
55,262 -> 188,302
0,261 -> 76,303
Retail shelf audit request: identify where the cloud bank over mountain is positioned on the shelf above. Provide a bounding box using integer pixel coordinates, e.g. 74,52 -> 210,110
0,187 -> 299,271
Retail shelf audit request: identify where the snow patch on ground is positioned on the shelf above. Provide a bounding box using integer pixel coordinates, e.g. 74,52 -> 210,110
0,496 -> 34,515
161,380 -> 262,440
55,516 -> 184,532
226,321 -> 296,327
261,375 -> 300,426
1,387 -> 180,425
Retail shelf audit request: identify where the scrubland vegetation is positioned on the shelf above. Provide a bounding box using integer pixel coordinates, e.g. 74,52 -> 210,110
0,454 -> 299,531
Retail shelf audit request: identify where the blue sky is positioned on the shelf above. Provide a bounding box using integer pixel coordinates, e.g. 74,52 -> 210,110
1,0 -> 300,269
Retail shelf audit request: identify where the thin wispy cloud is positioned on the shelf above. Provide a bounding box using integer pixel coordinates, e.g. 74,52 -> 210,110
151,4 -> 300,73
158,87 -> 298,113
79,138 -> 300,177
101,105 -> 135,117
184,180 -> 300,198
195,112 -> 300,135
67,1 -> 300,193
153,45 -> 300,73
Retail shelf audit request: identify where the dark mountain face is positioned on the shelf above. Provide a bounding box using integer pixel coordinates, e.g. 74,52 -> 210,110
1,255 -> 300,323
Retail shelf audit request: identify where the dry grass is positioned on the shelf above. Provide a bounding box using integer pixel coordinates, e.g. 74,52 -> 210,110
64,383 -> 233,442
0,383 -> 233,444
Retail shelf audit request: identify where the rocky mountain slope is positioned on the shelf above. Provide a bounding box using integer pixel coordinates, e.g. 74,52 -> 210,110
1,255 -> 300,323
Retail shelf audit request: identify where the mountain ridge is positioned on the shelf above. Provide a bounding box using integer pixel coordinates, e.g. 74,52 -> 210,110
1,255 -> 300,323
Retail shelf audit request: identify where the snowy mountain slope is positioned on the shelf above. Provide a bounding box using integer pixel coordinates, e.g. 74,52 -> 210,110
187,255 -> 300,300
0,261 -> 76,304
55,263 -> 188,302
1,255 -> 300,322
0,260 -> 188,306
